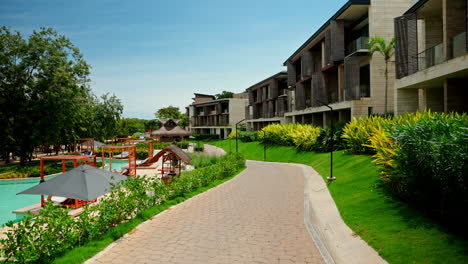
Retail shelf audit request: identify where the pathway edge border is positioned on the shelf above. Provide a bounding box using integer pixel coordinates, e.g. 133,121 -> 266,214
299,163 -> 388,264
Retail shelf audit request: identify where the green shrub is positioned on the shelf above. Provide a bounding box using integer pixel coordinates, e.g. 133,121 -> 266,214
259,124 -> 321,151
342,115 -> 392,154
194,142 -> 204,152
189,153 -> 221,168
391,113 -> 468,219
0,153 -> 245,263
312,123 -> 346,152
176,142 -> 189,149
239,131 -> 258,142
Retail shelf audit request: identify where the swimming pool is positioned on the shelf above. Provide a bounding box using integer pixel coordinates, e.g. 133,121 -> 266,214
0,159 -> 138,226
0,178 -> 47,226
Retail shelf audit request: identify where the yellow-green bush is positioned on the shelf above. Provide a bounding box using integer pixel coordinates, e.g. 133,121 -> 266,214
342,115 -> 391,153
290,126 -> 321,151
259,123 -> 321,151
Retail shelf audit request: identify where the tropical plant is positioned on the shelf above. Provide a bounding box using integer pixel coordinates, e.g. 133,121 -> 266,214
369,36 -> 395,114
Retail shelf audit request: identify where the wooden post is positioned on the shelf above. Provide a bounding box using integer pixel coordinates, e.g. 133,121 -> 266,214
62,160 -> 67,173
40,159 -> 44,207
93,156 -> 97,167
101,149 -> 105,169
73,160 -> 77,168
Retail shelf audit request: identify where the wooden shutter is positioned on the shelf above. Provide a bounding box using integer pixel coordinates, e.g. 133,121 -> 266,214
311,72 -> 327,107
301,51 -> 313,77
344,56 -> 360,100
287,61 -> 296,86
331,20 -> 345,62
325,30 -> 332,66
394,13 -> 418,79
295,83 -> 305,110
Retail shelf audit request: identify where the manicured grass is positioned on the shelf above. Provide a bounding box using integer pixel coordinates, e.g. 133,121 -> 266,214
52,167 -> 246,264
208,139 -> 468,264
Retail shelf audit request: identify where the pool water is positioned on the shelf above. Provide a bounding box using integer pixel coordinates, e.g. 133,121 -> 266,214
0,178 -> 46,226
0,159 -> 138,226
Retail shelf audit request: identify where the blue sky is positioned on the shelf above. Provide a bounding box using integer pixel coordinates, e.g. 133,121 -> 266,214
1,0 -> 345,119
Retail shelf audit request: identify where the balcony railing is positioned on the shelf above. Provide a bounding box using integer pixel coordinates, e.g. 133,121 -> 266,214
418,42 -> 444,71
347,36 -> 369,54
453,32 -> 467,58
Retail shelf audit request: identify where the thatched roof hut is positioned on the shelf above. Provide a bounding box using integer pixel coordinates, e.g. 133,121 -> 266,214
151,119 -> 191,142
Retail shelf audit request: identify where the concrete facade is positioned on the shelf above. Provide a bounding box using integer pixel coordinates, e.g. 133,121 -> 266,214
244,72 -> 289,131
394,0 -> 468,114
282,0 -> 412,127
187,94 -> 248,139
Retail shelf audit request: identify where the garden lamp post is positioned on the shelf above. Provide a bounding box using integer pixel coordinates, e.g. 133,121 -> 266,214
235,119 -> 245,153
260,130 -> 266,161
317,100 -> 336,182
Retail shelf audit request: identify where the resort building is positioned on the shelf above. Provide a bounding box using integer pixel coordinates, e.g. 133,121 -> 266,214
245,72 -> 289,131
283,0 -> 411,127
187,93 -> 248,139
394,0 -> 468,114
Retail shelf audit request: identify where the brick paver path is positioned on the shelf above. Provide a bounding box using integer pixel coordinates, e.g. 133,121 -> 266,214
88,160 -> 324,264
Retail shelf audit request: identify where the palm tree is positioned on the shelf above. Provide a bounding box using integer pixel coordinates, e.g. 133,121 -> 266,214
369,36 -> 395,114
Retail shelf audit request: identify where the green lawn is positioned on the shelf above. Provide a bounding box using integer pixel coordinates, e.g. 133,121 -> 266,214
208,139 -> 468,264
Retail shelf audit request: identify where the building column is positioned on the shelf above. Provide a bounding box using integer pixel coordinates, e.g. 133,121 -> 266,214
395,88 -> 419,115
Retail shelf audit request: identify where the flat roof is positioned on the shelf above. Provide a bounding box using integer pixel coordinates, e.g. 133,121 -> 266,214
404,0 -> 429,15
283,0 -> 370,65
246,71 -> 287,91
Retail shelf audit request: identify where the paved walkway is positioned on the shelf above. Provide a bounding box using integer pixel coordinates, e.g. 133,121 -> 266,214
88,161 -> 324,264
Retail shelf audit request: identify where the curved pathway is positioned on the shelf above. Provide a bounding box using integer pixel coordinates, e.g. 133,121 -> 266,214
88,160 -> 324,264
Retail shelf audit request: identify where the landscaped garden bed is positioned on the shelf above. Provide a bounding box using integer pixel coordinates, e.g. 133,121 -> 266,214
208,111 -> 468,264
0,153 -> 245,263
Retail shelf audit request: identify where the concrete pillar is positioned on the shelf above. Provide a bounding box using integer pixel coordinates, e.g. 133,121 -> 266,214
395,89 -> 419,115
418,88 -> 427,111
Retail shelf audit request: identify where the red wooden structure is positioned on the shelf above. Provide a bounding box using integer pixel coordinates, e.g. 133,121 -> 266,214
74,138 -> 95,154
130,139 -> 154,159
39,155 -> 97,207
100,145 -> 137,177
152,145 -> 192,184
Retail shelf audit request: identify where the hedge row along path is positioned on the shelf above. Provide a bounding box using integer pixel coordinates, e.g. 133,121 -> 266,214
87,160 -> 324,264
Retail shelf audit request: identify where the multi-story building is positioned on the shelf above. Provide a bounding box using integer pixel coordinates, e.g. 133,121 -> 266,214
187,93 -> 248,139
394,0 -> 468,114
245,72 -> 288,131
283,0 -> 411,127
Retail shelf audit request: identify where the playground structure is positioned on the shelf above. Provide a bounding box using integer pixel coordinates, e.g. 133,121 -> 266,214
152,145 -> 191,183
100,145 -> 137,176
74,138 -> 95,154
39,155 -> 97,207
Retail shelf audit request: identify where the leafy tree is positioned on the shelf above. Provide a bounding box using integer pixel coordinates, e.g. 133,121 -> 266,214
369,36 -> 395,114
144,119 -> 161,131
0,27 -> 123,165
215,91 -> 234,99
118,118 -> 146,136
155,105 -> 183,120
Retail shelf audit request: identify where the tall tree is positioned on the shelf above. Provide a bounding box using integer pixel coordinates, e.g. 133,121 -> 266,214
155,106 -> 183,120
0,27 -> 123,165
215,91 -> 234,99
369,36 -> 395,114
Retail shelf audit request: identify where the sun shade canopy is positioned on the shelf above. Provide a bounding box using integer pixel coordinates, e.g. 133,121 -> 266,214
18,165 -> 127,201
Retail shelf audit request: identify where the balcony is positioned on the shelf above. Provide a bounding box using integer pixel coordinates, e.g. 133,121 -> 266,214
453,32 -> 467,58
347,36 -> 369,54
418,42 -> 444,71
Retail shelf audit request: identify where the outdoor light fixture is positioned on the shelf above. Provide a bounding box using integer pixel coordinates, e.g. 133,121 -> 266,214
317,100 -> 336,182
235,119 -> 245,153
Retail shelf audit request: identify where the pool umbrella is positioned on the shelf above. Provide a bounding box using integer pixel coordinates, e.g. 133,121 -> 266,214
17,165 -> 127,201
